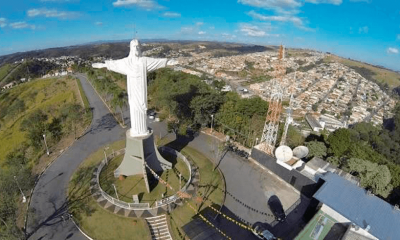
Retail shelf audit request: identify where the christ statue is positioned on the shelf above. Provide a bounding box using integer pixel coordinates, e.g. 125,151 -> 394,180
92,39 -> 177,137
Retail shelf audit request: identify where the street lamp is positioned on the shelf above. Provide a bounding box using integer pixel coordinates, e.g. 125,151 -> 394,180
179,173 -> 182,190
14,176 -> 26,203
111,184 -> 119,200
43,134 -> 49,156
253,137 -> 259,148
104,147 -> 109,164
211,114 -> 214,134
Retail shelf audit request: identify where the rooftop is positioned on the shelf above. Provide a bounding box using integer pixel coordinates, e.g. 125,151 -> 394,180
313,172 -> 400,240
294,209 -> 347,240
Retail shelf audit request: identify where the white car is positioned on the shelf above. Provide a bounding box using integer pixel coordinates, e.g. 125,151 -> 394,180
148,111 -> 156,120
252,225 -> 277,240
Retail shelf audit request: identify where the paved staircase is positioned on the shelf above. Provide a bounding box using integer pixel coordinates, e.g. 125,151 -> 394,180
146,215 -> 173,240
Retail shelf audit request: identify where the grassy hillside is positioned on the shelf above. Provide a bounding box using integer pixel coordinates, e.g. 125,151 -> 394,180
324,54 -> 400,88
0,64 -> 13,80
0,76 -> 85,163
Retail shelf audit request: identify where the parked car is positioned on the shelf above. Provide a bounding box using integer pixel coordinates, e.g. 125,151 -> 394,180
268,195 -> 286,222
252,225 -> 277,240
148,111 -> 156,120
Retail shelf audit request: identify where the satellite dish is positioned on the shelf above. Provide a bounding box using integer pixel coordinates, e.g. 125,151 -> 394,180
275,146 -> 293,162
293,146 -> 309,159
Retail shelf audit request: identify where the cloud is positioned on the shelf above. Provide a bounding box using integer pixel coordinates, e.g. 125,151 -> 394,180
0,18 -> 6,28
10,22 -> 36,30
358,26 -> 369,34
198,31 -> 206,35
113,0 -> 162,9
181,27 -> 194,33
238,0 -> 301,11
40,0 -> 75,2
163,12 -> 181,17
95,22 -> 103,26
28,8 -> 79,19
387,47 -> 399,54
247,10 -> 304,27
305,0 -> 342,5
397,34 -> 400,40
196,22 -> 204,26
239,23 -> 266,37
222,33 -> 237,39
349,0 -> 370,2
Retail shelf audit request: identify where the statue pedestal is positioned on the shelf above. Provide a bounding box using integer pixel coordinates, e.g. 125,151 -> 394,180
114,130 -> 172,192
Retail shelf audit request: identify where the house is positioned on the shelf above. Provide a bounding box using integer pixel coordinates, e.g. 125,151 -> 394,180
221,85 -> 232,92
295,172 -> 400,240
2,81 -> 15,90
305,114 -> 324,132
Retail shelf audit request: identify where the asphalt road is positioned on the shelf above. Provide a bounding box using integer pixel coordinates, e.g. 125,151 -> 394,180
26,73 -> 126,240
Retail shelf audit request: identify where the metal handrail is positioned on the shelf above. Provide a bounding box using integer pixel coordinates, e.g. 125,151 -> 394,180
95,146 -> 193,210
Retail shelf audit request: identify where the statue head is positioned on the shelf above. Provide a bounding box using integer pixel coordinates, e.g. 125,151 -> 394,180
129,39 -> 142,58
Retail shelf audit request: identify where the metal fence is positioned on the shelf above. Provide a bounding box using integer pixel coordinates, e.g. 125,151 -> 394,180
95,146 -> 193,210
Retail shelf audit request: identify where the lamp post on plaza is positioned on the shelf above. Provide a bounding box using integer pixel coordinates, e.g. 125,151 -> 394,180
112,184 -> 119,200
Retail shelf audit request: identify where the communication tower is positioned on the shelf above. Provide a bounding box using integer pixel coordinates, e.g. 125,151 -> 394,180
279,72 -> 296,146
258,45 -> 285,155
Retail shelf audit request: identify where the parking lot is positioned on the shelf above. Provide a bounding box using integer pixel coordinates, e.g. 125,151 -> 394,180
221,151 -> 301,225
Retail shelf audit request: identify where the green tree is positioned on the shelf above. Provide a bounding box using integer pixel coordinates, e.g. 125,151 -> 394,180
61,104 -> 84,139
346,158 -> 393,198
111,90 -> 128,126
326,156 -> 341,167
20,110 -> 48,149
312,104 -> 318,111
190,92 -> 224,127
212,80 -> 225,91
48,117 -> 63,141
327,128 -> 359,157
7,99 -> 25,121
286,125 -> 305,149
306,141 -> 327,159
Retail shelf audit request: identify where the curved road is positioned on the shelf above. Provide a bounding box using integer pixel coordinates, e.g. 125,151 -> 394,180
27,73 -> 126,240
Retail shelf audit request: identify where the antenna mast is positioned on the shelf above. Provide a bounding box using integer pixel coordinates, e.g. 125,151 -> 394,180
280,71 -> 295,146
258,45 -> 285,155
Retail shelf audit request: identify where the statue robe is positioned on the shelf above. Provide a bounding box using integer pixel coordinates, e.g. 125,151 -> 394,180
105,56 -> 168,137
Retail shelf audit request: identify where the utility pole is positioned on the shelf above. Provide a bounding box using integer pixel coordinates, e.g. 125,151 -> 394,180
14,176 -> 26,203
104,147 -> 109,165
179,173 -> 182,190
280,72 -> 296,147
43,134 -> 49,156
211,114 -> 214,134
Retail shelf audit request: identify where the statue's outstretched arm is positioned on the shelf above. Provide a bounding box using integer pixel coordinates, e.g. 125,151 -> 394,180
92,63 -> 107,69
167,59 -> 178,66
145,57 -> 178,72
92,59 -> 128,75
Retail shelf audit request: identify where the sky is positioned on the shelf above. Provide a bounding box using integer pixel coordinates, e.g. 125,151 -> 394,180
0,0 -> 399,71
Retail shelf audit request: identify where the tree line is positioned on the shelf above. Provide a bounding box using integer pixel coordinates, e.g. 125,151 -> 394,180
304,105 -> 400,203
146,68 -> 271,148
85,68 -> 128,125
